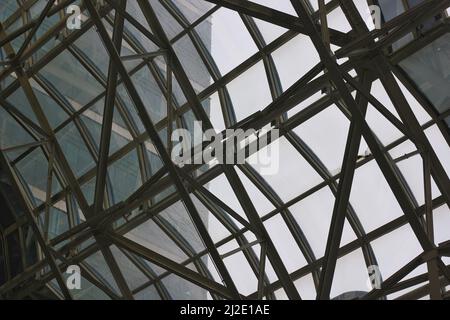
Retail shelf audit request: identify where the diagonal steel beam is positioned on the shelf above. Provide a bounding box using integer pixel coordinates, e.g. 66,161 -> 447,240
316,71 -> 372,299
92,0 -> 126,216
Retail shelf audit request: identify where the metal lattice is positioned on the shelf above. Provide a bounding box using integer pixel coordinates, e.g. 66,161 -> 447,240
0,0 -> 449,300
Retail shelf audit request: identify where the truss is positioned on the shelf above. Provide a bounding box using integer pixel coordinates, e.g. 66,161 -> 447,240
0,0 -> 449,300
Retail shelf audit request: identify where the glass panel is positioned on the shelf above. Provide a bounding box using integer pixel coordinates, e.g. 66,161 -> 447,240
236,168 -> 276,217
378,0 -> 406,22
0,107 -> 35,150
162,272 -> 207,300
272,35 -> 320,91
396,154 -> 440,206
172,0 -> 213,24
157,202 -> 207,254
131,67 -> 167,123
134,285 -> 161,300
109,245 -> 149,291
371,224 -> 423,279
0,0 -> 18,22
15,147 -> 49,201
6,88 -> 39,125
290,187 -> 356,258
424,125 -> 450,176
84,249 -> 120,295
125,218 -> 189,263
197,8 -> 258,76
151,0 -> 184,40
349,161 -> 404,233
433,205 -> 450,245
263,214 -> 308,273
223,249 -> 258,296
330,249 -> 370,299
227,61 -> 272,121
39,47 -> 103,108
293,105 -> 350,173
248,137 -> 323,202
294,274 -> 316,300
251,0 -> 296,15
47,206 -> 69,240
254,18 -> 287,44
399,34 -> 450,117
173,34 -> 212,93
107,149 -> 142,204
56,122 -> 95,177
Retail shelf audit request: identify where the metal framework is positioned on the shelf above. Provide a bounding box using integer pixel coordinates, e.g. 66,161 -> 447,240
0,0 -> 449,300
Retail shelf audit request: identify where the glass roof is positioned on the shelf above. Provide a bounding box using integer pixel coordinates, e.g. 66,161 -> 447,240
0,0 -> 449,300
